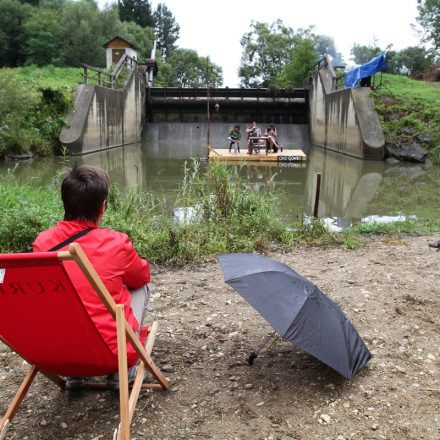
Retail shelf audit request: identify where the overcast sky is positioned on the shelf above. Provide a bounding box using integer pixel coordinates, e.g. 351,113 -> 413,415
104,0 -> 422,86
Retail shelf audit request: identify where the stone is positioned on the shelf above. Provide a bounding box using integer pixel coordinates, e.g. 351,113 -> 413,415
386,157 -> 400,164
385,141 -> 427,163
161,364 -> 175,373
416,133 -> 432,143
320,414 -> 331,423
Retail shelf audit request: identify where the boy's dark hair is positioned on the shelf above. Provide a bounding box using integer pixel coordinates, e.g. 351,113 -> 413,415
61,165 -> 110,223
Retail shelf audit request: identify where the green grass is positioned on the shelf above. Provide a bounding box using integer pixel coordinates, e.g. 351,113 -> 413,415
0,66 -> 78,157
2,160 -> 437,263
373,73 -> 440,162
0,65 -> 83,89
0,161 -> 347,263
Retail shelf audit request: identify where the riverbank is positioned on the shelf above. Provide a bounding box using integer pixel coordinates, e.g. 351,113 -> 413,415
1,234 -> 439,439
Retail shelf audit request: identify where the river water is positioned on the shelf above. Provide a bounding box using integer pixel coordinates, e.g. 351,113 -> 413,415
1,141 -> 438,229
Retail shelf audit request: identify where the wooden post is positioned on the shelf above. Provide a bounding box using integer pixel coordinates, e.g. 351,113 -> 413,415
313,173 -> 322,218
207,86 -> 211,148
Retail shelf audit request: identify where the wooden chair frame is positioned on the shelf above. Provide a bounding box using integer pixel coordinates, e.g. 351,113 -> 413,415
0,243 -> 170,440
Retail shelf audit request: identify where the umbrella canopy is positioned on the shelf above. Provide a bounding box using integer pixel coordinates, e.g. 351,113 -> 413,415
218,253 -> 372,379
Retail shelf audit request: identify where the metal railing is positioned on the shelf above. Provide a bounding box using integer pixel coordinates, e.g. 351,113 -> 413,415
148,87 -> 307,100
82,53 -> 138,89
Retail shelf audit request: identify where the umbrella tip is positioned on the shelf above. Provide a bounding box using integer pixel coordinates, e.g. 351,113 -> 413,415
247,352 -> 258,366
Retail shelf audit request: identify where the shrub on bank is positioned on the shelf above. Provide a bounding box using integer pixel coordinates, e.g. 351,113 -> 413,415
0,161 -> 348,263
0,67 -> 77,158
373,73 -> 440,163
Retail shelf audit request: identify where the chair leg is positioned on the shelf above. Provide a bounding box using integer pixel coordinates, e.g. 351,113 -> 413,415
127,321 -> 159,425
0,419 -> 10,440
1,365 -> 38,431
115,305 -> 130,440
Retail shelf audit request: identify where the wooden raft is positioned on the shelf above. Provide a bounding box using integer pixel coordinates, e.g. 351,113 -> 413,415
209,148 -> 307,163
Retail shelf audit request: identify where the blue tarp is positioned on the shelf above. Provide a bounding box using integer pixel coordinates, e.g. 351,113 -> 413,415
344,53 -> 387,88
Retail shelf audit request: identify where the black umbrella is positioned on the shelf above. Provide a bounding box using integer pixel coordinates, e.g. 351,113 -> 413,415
218,253 -> 372,380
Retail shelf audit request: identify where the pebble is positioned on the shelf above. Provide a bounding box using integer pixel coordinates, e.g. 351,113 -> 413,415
244,383 -> 253,389
256,401 -> 264,406
371,423 -> 379,430
161,364 -> 175,373
40,420 -> 47,426
61,422 -> 68,429
320,414 -> 331,424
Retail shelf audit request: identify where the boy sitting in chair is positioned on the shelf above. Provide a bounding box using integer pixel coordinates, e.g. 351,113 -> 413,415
33,165 -> 150,390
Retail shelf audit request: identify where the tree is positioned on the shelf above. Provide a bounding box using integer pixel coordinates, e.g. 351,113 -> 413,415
60,0 -> 107,67
23,7 -> 65,66
119,20 -> 155,60
315,34 -> 344,66
416,0 -> 440,54
118,0 -> 153,28
276,38 -> 318,87
0,0 -> 30,66
395,46 -> 433,76
166,49 -> 222,87
153,3 -> 179,60
239,20 -> 298,87
350,41 -> 382,64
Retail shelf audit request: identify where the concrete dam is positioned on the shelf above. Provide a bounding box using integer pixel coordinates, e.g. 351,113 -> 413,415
60,56 -> 385,161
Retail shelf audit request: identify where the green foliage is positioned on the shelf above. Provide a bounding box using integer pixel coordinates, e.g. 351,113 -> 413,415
118,0 -> 153,28
276,38 -> 318,88
0,161 -> 348,263
393,46 -> 433,76
0,0 -> 30,67
238,21 -> 328,88
372,73 -> 440,162
0,170 -> 63,252
239,20 -> 300,87
60,0 -> 108,67
23,6 -> 65,66
165,50 -> 223,87
0,66 -> 76,157
118,20 -> 155,60
350,41 -> 382,65
315,35 -> 344,65
153,3 -> 179,60
416,0 -> 440,54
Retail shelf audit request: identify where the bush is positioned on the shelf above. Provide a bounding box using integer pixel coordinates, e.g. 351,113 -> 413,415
0,67 -> 75,158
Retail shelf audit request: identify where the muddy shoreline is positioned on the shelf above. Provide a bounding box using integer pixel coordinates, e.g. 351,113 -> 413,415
1,234 -> 439,439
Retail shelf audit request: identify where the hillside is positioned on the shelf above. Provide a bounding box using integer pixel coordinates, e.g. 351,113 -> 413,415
373,73 -> 440,163
0,66 -> 80,157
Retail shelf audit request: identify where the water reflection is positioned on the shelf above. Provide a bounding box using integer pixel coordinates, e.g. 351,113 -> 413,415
0,141 -> 437,227
305,147 -> 384,220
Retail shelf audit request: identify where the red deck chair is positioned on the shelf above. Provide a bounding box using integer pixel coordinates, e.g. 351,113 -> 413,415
0,243 -> 170,440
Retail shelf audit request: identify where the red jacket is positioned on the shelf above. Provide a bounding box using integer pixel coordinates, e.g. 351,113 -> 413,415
33,220 -> 150,366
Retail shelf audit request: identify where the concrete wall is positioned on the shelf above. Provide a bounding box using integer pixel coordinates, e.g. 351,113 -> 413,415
143,123 -> 310,159
305,147 -> 384,219
60,71 -> 145,155
308,58 -> 385,160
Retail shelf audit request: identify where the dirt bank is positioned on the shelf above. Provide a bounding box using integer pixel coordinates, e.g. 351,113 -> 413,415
1,235 -> 439,440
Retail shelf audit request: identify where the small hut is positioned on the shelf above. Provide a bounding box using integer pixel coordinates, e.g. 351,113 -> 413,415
103,37 -> 138,69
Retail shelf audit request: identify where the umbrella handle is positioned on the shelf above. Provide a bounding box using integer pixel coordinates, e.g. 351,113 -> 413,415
247,352 -> 258,365
247,330 -> 278,365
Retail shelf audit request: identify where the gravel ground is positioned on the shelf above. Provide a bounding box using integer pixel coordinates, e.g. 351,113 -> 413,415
1,234 -> 439,440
